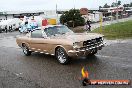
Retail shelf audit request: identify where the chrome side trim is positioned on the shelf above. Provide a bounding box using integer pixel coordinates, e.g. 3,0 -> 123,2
80,50 -> 85,52
51,54 -> 54,56
40,52 -> 44,53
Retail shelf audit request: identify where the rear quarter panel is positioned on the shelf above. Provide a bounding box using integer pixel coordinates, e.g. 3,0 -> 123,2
16,36 -> 30,48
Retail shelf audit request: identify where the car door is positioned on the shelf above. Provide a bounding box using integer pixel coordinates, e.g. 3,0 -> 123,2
29,30 -> 47,52
42,27 -> 59,53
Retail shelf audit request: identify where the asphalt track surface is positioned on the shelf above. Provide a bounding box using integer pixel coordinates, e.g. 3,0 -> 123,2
0,31 -> 132,88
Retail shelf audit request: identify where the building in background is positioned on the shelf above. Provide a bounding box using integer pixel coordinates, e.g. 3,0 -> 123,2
125,7 -> 132,16
0,11 -> 44,20
99,5 -> 124,20
80,8 -> 89,15
80,8 -> 101,22
0,10 -> 62,20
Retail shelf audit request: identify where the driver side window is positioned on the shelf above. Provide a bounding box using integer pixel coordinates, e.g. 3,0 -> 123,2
31,30 -> 43,38
44,27 -> 59,37
44,28 -> 54,37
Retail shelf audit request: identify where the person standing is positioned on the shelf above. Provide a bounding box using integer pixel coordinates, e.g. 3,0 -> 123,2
5,25 -> 7,33
86,20 -> 91,31
10,25 -> 13,31
9,25 -> 12,32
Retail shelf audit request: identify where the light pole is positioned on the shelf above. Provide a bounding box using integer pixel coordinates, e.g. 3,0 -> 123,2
55,0 -> 59,24
4,12 -> 7,20
56,3 -> 58,19
73,0 -> 75,9
116,0 -> 119,21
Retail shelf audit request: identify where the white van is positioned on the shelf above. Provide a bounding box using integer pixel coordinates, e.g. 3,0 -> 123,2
0,18 -> 22,31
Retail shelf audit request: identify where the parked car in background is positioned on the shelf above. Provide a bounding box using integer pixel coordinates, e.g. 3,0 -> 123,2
16,25 -> 104,64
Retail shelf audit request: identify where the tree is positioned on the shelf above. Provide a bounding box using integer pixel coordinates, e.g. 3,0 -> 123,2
123,4 -> 129,7
99,6 -> 102,9
123,4 -> 127,7
103,3 -> 110,8
130,2 -> 132,7
118,0 -> 121,5
126,4 -> 130,7
60,9 -> 85,27
111,2 -> 116,7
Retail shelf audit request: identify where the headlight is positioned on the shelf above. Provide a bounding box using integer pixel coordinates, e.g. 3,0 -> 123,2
73,42 -> 80,49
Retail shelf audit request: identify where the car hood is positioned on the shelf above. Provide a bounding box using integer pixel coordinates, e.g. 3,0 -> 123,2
51,33 -> 103,43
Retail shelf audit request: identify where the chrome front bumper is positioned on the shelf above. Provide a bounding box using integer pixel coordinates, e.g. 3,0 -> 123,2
68,43 -> 104,57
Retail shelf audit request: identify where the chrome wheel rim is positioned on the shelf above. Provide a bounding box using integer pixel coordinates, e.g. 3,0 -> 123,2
57,49 -> 66,63
23,46 -> 27,54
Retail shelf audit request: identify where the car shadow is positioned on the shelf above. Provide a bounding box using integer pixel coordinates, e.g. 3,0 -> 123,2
21,53 -> 100,66
27,52 -> 100,66
70,55 -> 100,65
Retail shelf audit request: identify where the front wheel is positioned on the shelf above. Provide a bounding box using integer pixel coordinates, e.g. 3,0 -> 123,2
87,50 -> 97,58
89,50 -> 97,56
55,47 -> 70,65
22,44 -> 31,56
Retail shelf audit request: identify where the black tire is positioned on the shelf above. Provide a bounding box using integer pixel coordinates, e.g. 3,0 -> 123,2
89,50 -> 97,56
22,44 -> 31,56
55,47 -> 70,65
87,50 -> 97,57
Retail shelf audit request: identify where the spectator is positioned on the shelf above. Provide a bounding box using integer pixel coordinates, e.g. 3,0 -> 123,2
86,20 -> 91,31
9,25 -> 13,32
5,25 -> 7,33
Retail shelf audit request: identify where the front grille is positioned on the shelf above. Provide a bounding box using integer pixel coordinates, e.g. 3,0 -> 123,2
83,37 -> 102,47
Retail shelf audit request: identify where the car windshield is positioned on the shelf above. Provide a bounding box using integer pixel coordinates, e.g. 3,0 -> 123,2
44,26 -> 74,37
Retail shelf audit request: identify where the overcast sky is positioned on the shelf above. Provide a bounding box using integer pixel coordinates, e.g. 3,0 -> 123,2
0,0 -> 131,11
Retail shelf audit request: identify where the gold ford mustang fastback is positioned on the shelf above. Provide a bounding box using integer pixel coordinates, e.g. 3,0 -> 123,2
16,25 -> 104,64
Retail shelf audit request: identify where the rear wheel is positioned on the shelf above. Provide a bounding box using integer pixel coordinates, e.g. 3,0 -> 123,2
22,44 -> 31,56
55,47 -> 69,65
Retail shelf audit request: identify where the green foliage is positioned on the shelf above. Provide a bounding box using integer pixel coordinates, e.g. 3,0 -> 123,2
103,3 -> 110,8
123,2 -> 132,7
130,2 -> 132,7
99,6 -> 102,9
60,9 -> 85,27
101,0 -> 121,8
111,2 -> 117,7
118,0 -> 121,5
